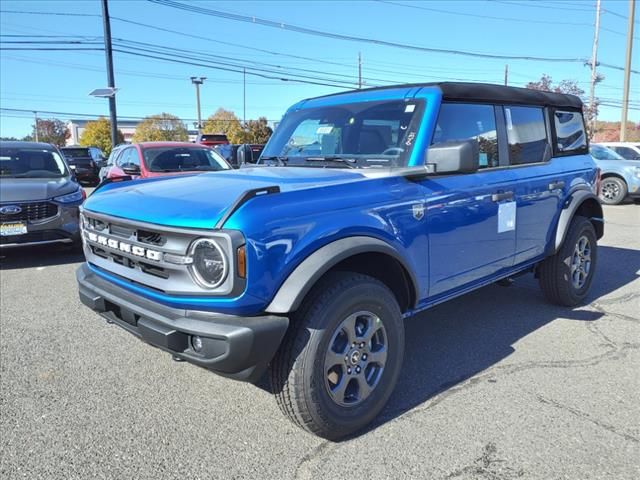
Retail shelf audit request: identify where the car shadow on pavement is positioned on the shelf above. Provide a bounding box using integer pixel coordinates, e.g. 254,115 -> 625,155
0,244 -> 85,270
369,245 -> 640,436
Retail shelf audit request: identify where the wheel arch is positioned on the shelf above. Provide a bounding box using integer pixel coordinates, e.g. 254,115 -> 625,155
552,190 -> 604,254
265,236 -> 419,314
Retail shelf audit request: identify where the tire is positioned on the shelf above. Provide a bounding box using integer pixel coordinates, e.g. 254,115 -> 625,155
599,176 -> 627,205
270,271 -> 404,440
538,216 -> 598,306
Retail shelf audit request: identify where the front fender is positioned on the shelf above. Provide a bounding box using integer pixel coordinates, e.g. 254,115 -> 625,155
265,236 -> 419,314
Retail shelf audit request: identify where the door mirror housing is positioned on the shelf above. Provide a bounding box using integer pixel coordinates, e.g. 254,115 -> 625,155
425,140 -> 479,174
237,144 -> 255,165
122,164 -> 141,175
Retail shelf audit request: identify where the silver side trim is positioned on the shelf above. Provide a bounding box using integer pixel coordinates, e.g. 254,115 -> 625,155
0,238 -> 72,248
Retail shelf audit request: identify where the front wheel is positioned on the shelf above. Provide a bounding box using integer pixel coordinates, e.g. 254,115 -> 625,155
538,216 -> 598,306
270,272 -> 404,440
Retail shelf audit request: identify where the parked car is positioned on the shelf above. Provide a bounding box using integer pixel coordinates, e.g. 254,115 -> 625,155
101,142 -> 230,181
98,144 -> 128,183
213,143 -> 265,168
60,146 -> 105,186
0,141 -> 84,248
597,142 -> 640,161
196,133 -> 229,147
77,82 -> 603,439
590,144 -> 640,204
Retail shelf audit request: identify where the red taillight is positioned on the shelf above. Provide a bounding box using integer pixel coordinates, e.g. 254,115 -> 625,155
595,167 -> 602,196
81,189 -> 87,201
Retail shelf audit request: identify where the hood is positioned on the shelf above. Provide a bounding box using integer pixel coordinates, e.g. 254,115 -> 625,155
0,176 -> 78,203
84,167 -> 369,229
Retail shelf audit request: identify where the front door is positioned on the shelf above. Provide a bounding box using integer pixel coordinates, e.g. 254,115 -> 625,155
422,103 -> 516,297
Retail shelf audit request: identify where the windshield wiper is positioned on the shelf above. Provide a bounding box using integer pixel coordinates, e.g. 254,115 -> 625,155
304,156 -> 358,169
259,156 -> 288,166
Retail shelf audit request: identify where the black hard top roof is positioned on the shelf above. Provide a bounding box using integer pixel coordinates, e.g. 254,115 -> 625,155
318,82 -> 583,110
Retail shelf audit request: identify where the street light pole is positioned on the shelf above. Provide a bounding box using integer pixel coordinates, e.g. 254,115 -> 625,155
620,0 -> 635,142
100,0 -> 118,149
33,111 -> 39,142
191,77 -> 206,131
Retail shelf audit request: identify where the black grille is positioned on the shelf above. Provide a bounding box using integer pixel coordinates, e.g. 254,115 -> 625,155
0,202 -> 58,223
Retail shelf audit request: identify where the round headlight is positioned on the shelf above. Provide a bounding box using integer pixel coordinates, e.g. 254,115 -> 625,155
190,238 -> 228,288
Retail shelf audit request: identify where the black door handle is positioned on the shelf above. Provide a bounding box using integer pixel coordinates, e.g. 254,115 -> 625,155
548,180 -> 565,191
491,191 -> 514,202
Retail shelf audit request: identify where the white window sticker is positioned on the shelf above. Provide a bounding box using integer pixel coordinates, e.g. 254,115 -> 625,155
498,201 -> 516,233
316,126 -> 334,134
404,104 -> 416,113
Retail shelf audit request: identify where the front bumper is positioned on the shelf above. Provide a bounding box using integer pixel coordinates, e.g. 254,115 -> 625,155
76,263 -> 289,383
0,203 -> 80,248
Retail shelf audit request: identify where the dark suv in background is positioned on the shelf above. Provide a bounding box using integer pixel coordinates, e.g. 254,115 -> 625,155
60,146 -> 105,186
0,141 -> 84,248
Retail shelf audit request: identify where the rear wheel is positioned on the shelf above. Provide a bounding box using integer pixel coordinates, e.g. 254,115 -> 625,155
599,177 -> 627,205
270,272 -> 404,440
538,216 -> 597,306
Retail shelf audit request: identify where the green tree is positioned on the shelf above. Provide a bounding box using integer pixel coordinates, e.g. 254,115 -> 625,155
202,108 -> 245,143
244,117 -> 273,144
33,118 -> 70,146
132,113 -> 188,142
79,117 -> 124,156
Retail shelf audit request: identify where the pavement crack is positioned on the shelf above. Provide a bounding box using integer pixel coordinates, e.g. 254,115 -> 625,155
293,441 -> 334,480
445,442 -> 524,479
536,394 -> 639,443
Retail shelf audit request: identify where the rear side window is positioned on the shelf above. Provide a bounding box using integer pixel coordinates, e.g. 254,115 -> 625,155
554,110 -> 587,153
505,106 -> 548,165
612,146 -> 640,160
433,103 -> 499,168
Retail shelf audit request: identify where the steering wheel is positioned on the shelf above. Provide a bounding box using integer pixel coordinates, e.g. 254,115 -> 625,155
381,147 -> 404,156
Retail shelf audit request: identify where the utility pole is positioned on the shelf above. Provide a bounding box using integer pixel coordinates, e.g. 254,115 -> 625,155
620,0 -> 635,142
243,68 -> 246,125
504,64 -> 509,86
101,0 -> 118,150
33,111 -> 39,142
190,77 -> 206,131
589,0 -> 601,136
358,52 -> 362,89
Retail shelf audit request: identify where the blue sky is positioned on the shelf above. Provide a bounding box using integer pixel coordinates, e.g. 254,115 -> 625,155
0,0 -> 637,138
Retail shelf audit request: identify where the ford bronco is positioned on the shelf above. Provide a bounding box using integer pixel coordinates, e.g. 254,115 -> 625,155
77,83 -> 603,439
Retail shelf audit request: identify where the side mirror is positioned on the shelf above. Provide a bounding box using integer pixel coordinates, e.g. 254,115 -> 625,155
425,140 -> 479,174
122,164 -> 141,175
237,144 -> 255,166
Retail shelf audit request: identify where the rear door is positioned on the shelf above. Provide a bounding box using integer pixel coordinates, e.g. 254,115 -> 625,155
422,102 -> 516,297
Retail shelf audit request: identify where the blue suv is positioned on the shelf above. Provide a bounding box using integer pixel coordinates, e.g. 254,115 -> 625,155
77,83 -> 603,439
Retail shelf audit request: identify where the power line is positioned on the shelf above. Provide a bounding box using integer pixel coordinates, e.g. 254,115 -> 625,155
147,0 -> 593,63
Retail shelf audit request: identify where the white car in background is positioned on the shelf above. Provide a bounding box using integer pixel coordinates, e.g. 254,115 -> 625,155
598,142 -> 640,161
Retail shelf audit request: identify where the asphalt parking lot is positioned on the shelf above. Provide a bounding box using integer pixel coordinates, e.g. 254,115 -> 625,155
1,203 -> 639,480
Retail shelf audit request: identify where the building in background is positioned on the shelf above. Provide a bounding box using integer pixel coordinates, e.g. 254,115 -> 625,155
66,118 -> 199,145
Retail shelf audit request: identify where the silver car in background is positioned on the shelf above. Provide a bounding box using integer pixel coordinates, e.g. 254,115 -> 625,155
0,141 -> 85,248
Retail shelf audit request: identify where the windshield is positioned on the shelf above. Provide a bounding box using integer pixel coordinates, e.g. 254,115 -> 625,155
0,147 -> 68,178
142,146 -> 230,172
61,148 -> 92,158
591,145 -> 625,161
261,99 -> 425,168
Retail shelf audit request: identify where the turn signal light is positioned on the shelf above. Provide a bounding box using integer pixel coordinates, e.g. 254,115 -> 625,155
237,245 -> 246,278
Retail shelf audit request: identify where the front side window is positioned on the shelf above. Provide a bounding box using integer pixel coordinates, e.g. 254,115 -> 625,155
117,148 -> 139,168
505,106 -> 548,165
554,110 -> 587,153
261,99 -> 424,168
143,147 -> 230,172
0,148 -> 68,178
432,103 -> 499,168
612,146 -> 640,160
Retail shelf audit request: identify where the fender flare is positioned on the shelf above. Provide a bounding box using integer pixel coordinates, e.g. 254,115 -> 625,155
553,190 -> 604,253
265,236 -> 419,314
